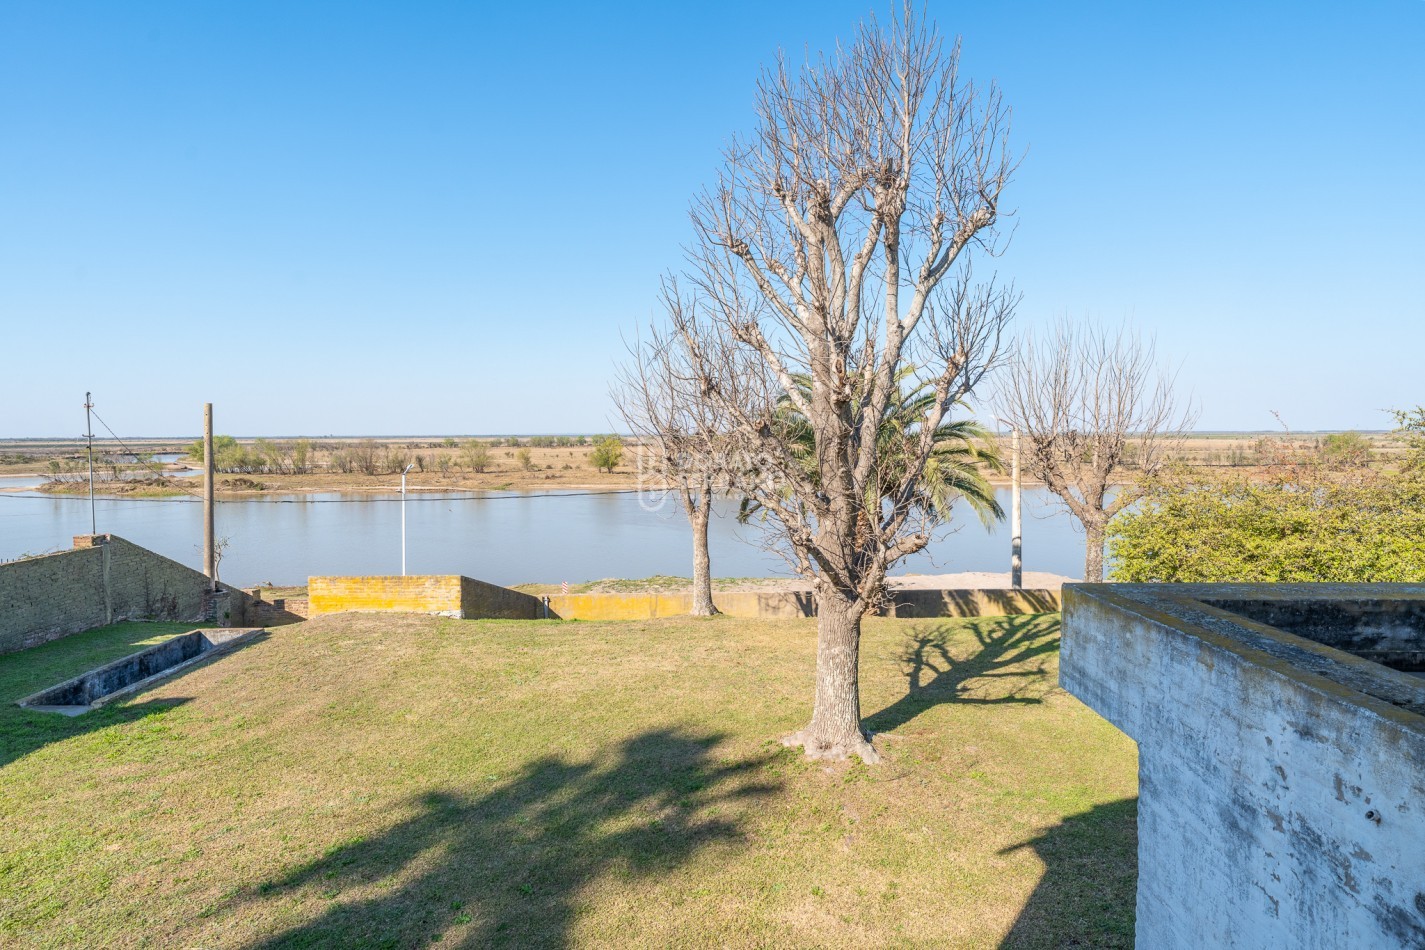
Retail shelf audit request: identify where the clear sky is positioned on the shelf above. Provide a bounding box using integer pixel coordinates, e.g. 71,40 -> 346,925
1,1 -> 1421,438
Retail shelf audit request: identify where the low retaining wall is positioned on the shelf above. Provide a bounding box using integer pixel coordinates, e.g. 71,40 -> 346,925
0,535 -> 255,655
308,575 -> 544,619
307,575 -> 1058,621
1062,583 -> 1425,948
309,575 -> 467,617
242,594 -> 307,626
545,587 -> 1058,620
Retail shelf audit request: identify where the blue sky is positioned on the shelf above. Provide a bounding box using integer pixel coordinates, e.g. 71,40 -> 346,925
1,1 -> 1421,437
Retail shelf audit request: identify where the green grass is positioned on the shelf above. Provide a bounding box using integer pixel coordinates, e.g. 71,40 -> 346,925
0,613 -> 1137,948
0,620 -> 208,706
0,621 -> 212,772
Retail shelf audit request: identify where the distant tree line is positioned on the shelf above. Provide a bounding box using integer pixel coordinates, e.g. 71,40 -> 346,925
186,436 -> 313,475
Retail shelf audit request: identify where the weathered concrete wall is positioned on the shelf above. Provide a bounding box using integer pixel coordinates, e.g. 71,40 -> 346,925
459,577 -> 542,619
0,534 -> 252,655
1062,584 -> 1425,949
545,587 -> 1057,621
307,577 -> 1059,622
543,590 -> 816,620
308,575 -> 467,617
883,587 -> 1060,618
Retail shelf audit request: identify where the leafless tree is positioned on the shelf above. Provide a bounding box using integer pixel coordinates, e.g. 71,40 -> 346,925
614,316 -> 744,616
995,320 -> 1194,582
665,6 -> 1018,762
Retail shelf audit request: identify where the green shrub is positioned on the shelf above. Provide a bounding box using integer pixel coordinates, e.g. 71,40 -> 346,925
1110,466 -> 1425,583
590,435 -> 623,473
461,440 -> 492,473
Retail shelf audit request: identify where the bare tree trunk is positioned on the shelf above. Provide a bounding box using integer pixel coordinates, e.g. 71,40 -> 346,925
1084,521 -> 1106,583
783,588 -> 880,763
690,493 -> 718,616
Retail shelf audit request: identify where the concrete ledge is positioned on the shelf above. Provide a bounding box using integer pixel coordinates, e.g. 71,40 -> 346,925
1061,583 -> 1425,948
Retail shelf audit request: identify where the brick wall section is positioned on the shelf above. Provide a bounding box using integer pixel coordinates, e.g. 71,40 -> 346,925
308,576 -> 467,617
0,534 -> 255,655
242,596 -> 307,626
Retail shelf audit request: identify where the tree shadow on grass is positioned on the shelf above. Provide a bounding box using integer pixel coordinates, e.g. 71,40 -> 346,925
0,698 -> 191,770
865,614 -> 1061,735
999,797 -> 1138,949
239,728 -> 780,948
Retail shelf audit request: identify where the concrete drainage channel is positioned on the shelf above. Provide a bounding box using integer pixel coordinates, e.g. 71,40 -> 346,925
17,628 -> 265,716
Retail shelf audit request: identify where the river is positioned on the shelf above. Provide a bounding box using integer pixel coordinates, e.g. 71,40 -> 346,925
0,478 -> 1089,587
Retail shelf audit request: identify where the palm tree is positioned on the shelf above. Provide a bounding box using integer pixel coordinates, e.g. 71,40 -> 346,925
741,369 -> 1005,529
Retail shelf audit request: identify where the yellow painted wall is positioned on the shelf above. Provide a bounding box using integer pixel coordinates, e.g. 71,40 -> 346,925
544,588 -> 1057,621
308,575 -> 465,617
306,575 -> 1059,621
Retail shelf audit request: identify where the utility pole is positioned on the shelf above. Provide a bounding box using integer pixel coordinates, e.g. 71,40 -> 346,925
84,392 -> 96,535
203,403 -> 216,591
1011,426 -> 1022,590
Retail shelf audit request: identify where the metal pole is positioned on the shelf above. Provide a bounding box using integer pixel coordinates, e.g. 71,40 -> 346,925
203,403 -> 216,591
84,392 -> 95,535
400,463 -> 413,575
1011,427 -> 1022,589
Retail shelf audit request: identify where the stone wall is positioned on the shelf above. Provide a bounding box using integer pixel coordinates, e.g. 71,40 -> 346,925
1062,583 -> 1425,948
0,534 -> 253,655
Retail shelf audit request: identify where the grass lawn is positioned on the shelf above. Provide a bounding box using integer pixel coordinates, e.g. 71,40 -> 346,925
0,612 -> 1137,948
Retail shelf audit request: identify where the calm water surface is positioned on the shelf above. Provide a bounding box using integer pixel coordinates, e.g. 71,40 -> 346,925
0,482 -> 1088,587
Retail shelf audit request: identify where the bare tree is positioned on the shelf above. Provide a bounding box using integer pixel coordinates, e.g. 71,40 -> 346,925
614,319 -> 741,616
996,320 -> 1194,582
665,7 -> 1017,762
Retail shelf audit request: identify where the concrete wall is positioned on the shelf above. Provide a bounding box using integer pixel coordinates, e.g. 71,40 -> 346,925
307,576 -> 1058,622
543,590 -> 816,620
545,587 -> 1057,621
460,576 -> 542,619
0,534 -> 253,655
308,575 -> 468,617
1062,583 -> 1425,949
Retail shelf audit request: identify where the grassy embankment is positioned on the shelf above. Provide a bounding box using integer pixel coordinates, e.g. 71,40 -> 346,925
0,612 -> 1136,948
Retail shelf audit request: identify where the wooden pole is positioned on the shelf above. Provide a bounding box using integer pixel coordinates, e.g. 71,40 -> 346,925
203,403 -> 216,590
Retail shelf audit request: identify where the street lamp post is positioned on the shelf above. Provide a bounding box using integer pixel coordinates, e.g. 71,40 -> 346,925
401,463 -> 415,576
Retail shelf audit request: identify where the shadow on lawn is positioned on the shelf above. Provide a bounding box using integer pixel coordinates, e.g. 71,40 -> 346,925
0,698 -> 191,770
242,727 -> 780,948
865,614 -> 1060,735
999,797 -> 1139,948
